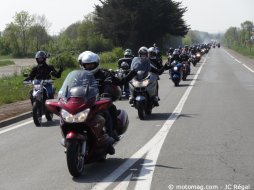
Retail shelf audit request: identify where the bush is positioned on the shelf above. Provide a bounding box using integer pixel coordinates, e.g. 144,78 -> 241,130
99,47 -> 124,64
49,52 -> 78,69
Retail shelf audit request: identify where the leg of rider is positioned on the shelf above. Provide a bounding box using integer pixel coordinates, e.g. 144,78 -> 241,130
102,110 -> 115,155
108,104 -> 120,141
29,90 -> 33,105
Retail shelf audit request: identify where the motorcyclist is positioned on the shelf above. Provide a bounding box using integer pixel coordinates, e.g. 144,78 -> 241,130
117,48 -> 134,68
24,50 -> 63,103
117,49 -> 134,97
120,46 -> 160,106
153,43 -> 163,66
148,46 -> 163,73
167,47 -> 174,57
78,51 -> 119,155
148,46 -> 165,104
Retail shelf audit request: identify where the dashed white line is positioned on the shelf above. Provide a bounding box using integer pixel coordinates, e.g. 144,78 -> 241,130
223,49 -> 254,73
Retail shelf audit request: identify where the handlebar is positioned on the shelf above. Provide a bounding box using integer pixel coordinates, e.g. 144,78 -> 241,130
23,79 -> 54,85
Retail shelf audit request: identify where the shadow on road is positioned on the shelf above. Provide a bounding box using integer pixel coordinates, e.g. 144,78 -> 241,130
40,119 -> 60,127
144,113 -> 171,121
73,156 -> 182,184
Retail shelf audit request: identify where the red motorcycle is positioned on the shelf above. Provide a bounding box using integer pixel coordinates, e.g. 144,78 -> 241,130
45,70 -> 129,177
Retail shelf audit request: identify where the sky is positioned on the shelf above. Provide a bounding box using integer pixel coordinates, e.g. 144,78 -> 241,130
0,0 -> 254,35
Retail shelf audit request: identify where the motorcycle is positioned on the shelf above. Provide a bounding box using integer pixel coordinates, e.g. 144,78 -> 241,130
169,61 -> 183,86
181,61 -> 190,81
129,68 -> 158,120
45,70 -> 129,177
24,79 -> 54,126
115,61 -> 130,99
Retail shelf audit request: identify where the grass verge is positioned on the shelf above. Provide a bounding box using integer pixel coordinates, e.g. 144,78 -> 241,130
0,60 -> 15,67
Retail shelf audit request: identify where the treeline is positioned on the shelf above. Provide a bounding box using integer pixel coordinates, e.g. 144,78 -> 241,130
223,20 -> 254,55
0,0 -> 190,58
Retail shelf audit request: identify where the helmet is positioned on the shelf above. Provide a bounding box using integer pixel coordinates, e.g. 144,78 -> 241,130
80,51 -> 100,74
124,49 -> 133,58
77,51 -> 88,64
138,46 -> 148,57
148,47 -> 157,59
35,51 -> 47,65
120,61 -> 130,70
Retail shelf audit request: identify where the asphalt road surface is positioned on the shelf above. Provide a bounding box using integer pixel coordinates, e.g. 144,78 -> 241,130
0,48 -> 253,190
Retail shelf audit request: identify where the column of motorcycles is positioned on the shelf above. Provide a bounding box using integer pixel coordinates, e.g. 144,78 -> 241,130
167,44 -> 210,86
23,43 -> 211,178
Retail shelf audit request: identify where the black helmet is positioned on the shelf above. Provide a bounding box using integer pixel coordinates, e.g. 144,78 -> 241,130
110,85 -> 122,101
120,62 -> 130,70
138,46 -> 148,57
35,51 -> 47,65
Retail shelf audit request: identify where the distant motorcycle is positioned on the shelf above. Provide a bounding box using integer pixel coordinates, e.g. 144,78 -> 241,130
24,79 -> 54,126
115,62 -> 130,98
169,61 -> 183,86
181,61 -> 190,81
45,70 -> 129,177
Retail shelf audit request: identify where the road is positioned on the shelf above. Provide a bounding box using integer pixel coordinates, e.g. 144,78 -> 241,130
0,48 -> 254,190
0,58 -> 35,77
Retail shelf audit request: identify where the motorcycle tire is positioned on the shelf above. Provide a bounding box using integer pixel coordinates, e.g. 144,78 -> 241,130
145,107 -> 152,115
174,82 -> 179,87
66,140 -> 85,178
137,104 -> 145,120
32,102 -> 42,127
45,110 -> 53,121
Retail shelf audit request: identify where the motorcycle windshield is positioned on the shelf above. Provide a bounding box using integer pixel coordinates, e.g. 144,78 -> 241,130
131,57 -> 151,80
58,70 -> 98,101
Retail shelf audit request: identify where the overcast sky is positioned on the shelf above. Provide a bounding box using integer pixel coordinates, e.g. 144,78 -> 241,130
0,0 -> 253,35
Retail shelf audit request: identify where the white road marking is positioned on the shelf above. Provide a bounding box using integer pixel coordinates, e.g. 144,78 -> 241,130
92,55 -> 208,190
223,49 -> 254,73
0,116 -> 47,135
134,53 -> 207,190
0,120 -> 33,135
242,64 -> 254,73
234,58 -> 241,63
112,173 -> 132,190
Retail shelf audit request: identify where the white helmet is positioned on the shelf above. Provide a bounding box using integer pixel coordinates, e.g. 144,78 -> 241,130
148,47 -> 157,59
80,51 -> 100,74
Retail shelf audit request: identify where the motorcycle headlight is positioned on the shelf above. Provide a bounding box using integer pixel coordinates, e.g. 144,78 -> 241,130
61,108 -> 90,123
173,66 -> 178,71
196,53 -> 201,57
34,84 -> 41,90
132,79 -> 149,87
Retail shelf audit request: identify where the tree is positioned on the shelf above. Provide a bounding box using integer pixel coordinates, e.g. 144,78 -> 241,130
2,23 -> 21,56
94,0 -> 189,51
241,20 -> 253,51
29,14 -> 51,52
223,27 -> 239,48
13,11 -> 34,56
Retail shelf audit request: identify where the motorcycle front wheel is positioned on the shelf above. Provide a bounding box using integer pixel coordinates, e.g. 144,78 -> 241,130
66,140 -> 85,178
32,102 -> 42,126
137,103 -> 146,120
